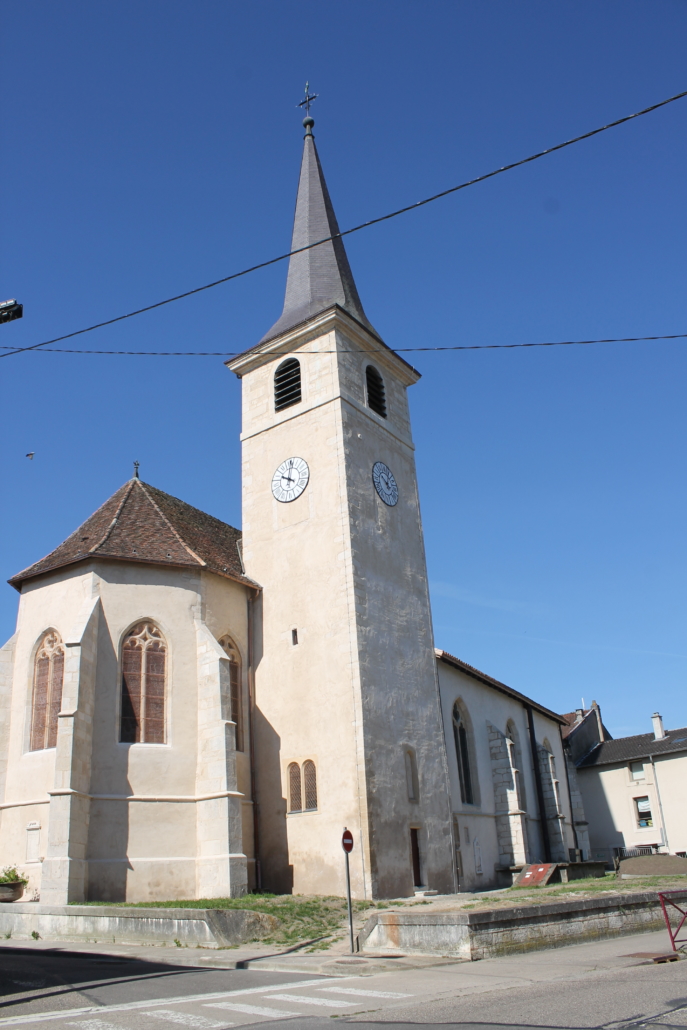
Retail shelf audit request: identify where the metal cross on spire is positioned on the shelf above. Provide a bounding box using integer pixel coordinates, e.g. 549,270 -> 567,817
297,82 -> 318,116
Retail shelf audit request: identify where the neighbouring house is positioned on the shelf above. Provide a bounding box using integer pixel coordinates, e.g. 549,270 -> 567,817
564,704 -> 687,863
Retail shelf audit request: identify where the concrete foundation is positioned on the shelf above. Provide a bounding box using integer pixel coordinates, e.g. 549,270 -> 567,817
0,904 -> 278,948
360,891 -> 667,959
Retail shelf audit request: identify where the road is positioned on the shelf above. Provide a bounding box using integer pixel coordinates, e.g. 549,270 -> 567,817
0,930 -> 684,1030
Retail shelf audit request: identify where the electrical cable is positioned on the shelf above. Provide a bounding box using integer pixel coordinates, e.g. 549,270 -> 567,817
2,87 -> 686,362
1,332 -> 685,357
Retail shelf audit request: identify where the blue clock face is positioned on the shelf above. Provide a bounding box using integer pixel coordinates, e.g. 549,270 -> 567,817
372,462 -> 399,506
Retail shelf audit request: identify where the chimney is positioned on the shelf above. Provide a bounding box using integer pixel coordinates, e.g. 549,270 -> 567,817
652,712 -> 666,740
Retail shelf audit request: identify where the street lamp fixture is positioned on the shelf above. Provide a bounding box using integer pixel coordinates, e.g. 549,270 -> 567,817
0,299 -> 23,324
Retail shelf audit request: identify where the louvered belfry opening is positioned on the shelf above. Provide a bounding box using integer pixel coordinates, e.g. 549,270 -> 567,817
366,365 -> 387,418
274,358 -> 302,411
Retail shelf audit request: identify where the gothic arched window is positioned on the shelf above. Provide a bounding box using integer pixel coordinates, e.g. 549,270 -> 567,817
30,631 -> 64,751
288,762 -> 302,812
506,718 -> 527,811
219,635 -> 243,752
120,622 -> 166,744
366,365 -> 387,418
274,358 -> 302,412
303,760 -> 318,811
452,702 -> 475,805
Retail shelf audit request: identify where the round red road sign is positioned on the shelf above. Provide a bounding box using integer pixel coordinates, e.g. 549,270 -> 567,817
341,828 -> 354,853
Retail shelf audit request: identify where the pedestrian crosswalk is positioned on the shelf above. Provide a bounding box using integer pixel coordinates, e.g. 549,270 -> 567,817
6,975 -> 415,1029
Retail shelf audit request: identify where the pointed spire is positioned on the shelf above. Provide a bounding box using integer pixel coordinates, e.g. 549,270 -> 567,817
259,117 -> 378,344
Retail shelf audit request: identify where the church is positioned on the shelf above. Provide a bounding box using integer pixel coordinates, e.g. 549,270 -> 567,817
0,115 -> 587,904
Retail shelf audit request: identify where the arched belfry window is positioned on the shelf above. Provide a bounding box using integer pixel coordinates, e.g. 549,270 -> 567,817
366,365 -> 387,418
274,358 -> 302,412
219,635 -> 243,752
452,702 -> 475,805
120,622 -> 166,744
30,631 -> 64,751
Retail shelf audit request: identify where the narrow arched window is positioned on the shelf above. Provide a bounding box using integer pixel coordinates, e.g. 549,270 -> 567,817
120,622 -> 166,744
274,358 -> 302,411
452,703 -> 474,805
219,636 -> 243,752
288,762 -> 302,812
366,365 -> 387,418
30,631 -> 64,751
405,750 -> 419,801
506,719 -> 527,811
303,760 -> 318,811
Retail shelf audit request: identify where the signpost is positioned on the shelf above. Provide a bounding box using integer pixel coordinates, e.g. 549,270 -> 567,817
342,827 -> 354,952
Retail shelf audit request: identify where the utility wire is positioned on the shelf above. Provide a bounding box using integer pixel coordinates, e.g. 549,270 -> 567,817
3,87 -> 687,362
2,332 -> 685,357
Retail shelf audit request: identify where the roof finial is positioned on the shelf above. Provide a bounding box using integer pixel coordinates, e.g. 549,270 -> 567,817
297,81 -> 318,135
133,461 -> 140,479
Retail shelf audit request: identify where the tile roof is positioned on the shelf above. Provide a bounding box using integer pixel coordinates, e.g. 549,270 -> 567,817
435,649 -> 565,724
8,478 -> 257,591
577,727 -> 687,767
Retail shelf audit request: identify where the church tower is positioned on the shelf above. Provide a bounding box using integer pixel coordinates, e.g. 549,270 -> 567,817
228,115 -> 453,898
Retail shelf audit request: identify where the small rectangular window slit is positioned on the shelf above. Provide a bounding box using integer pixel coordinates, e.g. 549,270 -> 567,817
291,629 -> 298,646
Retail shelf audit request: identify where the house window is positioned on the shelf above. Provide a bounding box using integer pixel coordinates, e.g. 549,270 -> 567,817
630,761 -> 644,781
405,750 -> 419,802
288,762 -> 302,812
635,796 -> 653,828
274,358 -> 302,412
366,365 -> 387,418
452,703 -> 474,805
219,636 -> 243,752
120,622 -> 166,744
303,760 -> 318,811
30,631 -> 65,751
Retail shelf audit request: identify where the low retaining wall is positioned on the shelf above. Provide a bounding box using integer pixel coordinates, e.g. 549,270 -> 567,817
359,892 -> 666,960
0,904 -> 278,948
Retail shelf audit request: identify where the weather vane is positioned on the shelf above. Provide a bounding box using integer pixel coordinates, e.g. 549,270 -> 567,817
297,82 -> 318,117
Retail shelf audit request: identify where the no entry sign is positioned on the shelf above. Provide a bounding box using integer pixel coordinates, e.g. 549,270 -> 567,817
342,828 -> 354,853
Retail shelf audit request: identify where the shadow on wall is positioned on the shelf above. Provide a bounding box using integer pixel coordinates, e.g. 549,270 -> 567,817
86,614 -> 131,902
253,705 -> 293,894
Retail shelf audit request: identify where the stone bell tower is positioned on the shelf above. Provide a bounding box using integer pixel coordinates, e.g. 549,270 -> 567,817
228,114 -> 453,899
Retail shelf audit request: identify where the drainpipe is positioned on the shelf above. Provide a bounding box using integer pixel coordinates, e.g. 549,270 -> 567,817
526,704 -> 551,862
559,725 -> 579,856
247,589 -> 262,890
649,754 -> 670,853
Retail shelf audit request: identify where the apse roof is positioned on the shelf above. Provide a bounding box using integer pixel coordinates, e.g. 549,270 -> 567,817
9,478 -> 256,590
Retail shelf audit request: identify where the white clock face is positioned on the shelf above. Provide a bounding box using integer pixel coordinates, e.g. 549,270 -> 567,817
372,461 -> 399,506
272,457 -> 310,503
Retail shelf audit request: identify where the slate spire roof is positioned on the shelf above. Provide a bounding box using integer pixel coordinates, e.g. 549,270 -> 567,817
9,478 -> 255,590
259,119 -> 379,344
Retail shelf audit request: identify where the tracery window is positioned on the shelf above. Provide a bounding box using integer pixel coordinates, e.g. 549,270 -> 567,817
274,358 -> 302,412
288,762 -> 302,812
452,702 -> 474,805
120,622 -> 166,744
30,631 -> 65,751
219,635 -> 243,752
287,760 -> 318,813
366,365 -> 387,418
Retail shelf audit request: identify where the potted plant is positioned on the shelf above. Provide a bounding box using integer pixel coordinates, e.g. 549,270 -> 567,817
0,867 -> 28,902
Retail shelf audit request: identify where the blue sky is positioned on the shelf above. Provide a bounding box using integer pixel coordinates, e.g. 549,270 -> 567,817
2,1 -> 686,737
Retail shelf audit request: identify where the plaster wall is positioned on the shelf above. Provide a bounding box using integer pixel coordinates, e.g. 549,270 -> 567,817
237,313 -> 453,898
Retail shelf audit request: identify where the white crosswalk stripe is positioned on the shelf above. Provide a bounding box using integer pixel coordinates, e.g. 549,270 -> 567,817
264,994 -> 354,1008
204,1003 -> 300,1020
149,1012 -> 229,1028
319,986 -> 413,998
66,1022 -> 118,1030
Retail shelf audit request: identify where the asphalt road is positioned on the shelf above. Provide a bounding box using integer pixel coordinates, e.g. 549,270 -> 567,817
0,932 -> 684,1030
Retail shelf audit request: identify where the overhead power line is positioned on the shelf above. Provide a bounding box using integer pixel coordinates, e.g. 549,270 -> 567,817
2,331 -> 685,357
3,87 -> 687,362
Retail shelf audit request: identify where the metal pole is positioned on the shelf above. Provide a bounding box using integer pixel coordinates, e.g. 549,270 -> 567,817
650,754 -> 670,853
345,848 -> 354,953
